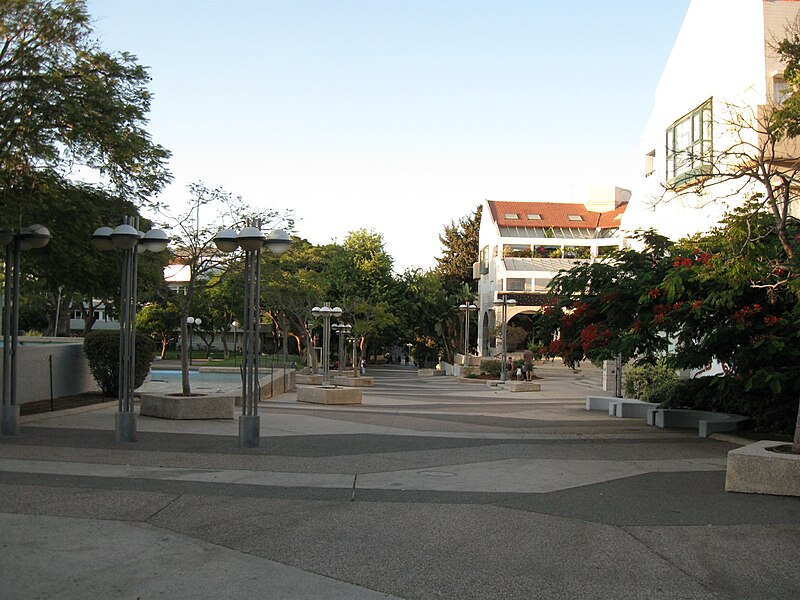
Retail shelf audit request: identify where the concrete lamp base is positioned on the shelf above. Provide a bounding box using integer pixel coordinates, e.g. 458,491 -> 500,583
239,415 -> 260,448
115,411 -> 137,443
1,404 -> 20,436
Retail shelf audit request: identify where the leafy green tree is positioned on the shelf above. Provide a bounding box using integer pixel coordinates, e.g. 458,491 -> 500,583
436,204 -> 482,296
136,303 -> 180,359
0,0 -> 171,208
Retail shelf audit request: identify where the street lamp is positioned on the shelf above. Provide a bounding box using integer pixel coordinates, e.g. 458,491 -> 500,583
332,322 -> 352,375
1,224 -> 51,435
459,302 -> 477,364
91,217 -> 169,442
214,220 -> 290,448
493,293 -> 517,382
311,303 -> 343,385
231,320 -> 240,357
186,317 -> 202,365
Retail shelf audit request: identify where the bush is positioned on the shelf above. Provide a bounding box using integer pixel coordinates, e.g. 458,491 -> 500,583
622,361 -> 677,400
84,330 -> 154,397
480,359 -> 502,376
647,375 -> 799,435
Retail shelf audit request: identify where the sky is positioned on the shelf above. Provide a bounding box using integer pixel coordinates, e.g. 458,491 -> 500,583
85,0 -> 691,272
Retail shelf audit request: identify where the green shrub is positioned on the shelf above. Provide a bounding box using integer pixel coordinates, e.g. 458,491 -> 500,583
480,359 -> 502,376
622,361 -> 677,400
650,376 -> 798,434
84,330 -> 154,397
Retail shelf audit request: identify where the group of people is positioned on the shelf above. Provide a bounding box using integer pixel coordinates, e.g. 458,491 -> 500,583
508,349 -> 535,381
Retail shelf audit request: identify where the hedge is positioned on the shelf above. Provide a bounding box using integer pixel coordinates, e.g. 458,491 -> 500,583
83,330 -> 154,397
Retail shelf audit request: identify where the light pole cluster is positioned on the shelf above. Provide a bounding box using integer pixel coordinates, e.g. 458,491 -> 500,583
493,293 -> 517,382
186,316 -> 202,365
1,225 -> 51,435
332,322 -> 352,375
311,303 -> 342,385
214,220 -> 290,448
459,302 -> 477,364
92,217 -> 169,441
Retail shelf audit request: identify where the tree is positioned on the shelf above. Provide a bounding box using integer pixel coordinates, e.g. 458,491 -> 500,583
136,303 -> 180,359
159,182 -> 292,395
436,204 -> 482,296
0,0 -> 171,208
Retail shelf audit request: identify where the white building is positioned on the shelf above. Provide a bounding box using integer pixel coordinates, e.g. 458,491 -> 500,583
475,189 -> 629,356
622,0 -> 800,238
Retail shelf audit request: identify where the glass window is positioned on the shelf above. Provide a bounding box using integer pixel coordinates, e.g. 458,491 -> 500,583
567,215 -> 584,221
506,278 -> 529,292
526,213 -> 542,220
504,213 -> 519,220
666,98 -> 712,185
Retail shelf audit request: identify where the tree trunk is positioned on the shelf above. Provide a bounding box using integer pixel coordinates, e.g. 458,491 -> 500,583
160,336 -> 168,360
793,395 -> 800,453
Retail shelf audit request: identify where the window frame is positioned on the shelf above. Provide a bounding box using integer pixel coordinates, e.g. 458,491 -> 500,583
666,98 -> 713,187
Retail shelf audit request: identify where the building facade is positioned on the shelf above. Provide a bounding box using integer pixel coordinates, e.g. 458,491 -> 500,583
475,189 -> 629,356
622,0 -> 800,238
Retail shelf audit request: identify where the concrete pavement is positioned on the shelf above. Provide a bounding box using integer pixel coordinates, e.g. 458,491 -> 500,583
0,363 -> 798,599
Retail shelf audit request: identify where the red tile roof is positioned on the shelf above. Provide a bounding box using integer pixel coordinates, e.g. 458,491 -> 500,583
487,200 -> 627,229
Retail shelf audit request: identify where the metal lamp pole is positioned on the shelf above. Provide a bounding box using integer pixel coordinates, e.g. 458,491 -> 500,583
231,320 -> 240,358
493,294 -> 517,382
332,323 -> 352,375
458,303 -> 477,364
92,218 -> 169,442
187,317 -> 201,365
1,225 -> 51,435
214,221 -> 291,448
311,303 -> 343,385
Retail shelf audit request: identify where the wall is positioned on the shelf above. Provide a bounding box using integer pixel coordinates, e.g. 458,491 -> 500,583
0,338 -> 99,404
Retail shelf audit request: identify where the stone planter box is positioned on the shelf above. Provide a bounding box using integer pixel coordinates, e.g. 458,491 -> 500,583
297,386 -> 363,405
502,381 -> 541,392
418,369 -> 444,377
332,376 -> 374,387
726,440 -> 800,497
140,393 -> 235,420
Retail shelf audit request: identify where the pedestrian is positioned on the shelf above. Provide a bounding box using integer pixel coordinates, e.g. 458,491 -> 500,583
507,356 -> 513,376
360,358 -> 366,375
522,348 -> 534,381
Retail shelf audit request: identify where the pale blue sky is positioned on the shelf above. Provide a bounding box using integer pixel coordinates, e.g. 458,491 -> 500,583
87,0 -> 691,271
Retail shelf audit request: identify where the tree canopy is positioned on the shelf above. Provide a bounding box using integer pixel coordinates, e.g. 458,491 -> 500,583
0,0 -> 171,216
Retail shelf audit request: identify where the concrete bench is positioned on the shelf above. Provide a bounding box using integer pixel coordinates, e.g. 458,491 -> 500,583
648,408 -> 749,438
585,396 -> 617,412
297,385 -> 363,405
332,375 -> 374,387
418,369 -> 445,377
609,399 -> 659,418
502,381 -> 541,392
296,374 -> 323,385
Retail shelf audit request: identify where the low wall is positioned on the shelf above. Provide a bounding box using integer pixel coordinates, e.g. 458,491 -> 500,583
0,338 -> 98,404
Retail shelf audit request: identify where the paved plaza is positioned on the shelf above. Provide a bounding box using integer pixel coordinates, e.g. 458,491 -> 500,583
0,364 -> 798,599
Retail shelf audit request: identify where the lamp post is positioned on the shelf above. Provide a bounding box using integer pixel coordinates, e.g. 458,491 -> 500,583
186,316 -> 202,365
332,322 -> 352,375
91,217 -> 169,442
459,302 -> 477,364
493,293 -> 517,382
1,224 -> 51,435
311,303 -> 342,385
214,220 -> 291,448
349,335 -> 359,377
231,320 -> 240,357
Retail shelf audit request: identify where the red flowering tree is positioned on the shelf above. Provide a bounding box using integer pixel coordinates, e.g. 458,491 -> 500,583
535,204 -> 800,438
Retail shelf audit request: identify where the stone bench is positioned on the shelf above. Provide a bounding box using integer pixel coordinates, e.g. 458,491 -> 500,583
502,381 -> 541,392
648,408 -> 749,438
296,374 -> 323,385
586,396 -> 659,419
297,385 -> 363,405
418,369 -> 445,377
332,375 -> 374,387
140,393 -> 235,420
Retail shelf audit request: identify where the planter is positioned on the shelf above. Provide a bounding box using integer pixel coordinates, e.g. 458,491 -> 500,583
726,440 -> 800,497
140,392 -> 235,419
